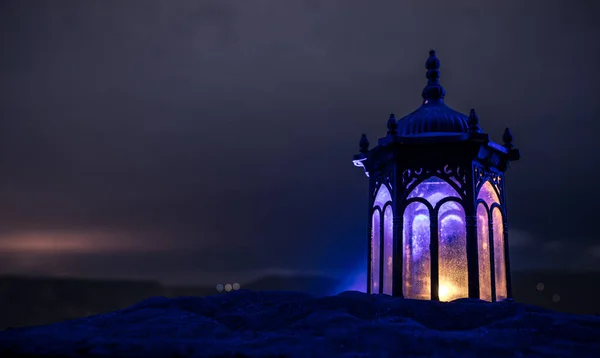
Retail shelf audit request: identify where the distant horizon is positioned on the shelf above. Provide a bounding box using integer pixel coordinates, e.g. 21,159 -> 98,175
1,268 -> 598,288
0,269 -> 341,287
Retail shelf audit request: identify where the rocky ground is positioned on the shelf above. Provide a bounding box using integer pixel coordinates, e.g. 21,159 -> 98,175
0,290 -> 599,357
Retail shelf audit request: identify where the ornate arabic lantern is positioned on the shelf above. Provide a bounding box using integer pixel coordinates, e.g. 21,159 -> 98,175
352,50 -> 520,302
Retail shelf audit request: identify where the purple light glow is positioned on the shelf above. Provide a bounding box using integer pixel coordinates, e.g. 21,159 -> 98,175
364,177 -> 505,302
493,207 -> 507,300
371,184 -> 393,294
403,202 -> 431,300
383,205 -> 393,295
404,176 -> 467,301
477,203 -> 492,301
373,185 -> 391,209
371,211 -> 380,293
478,181 -> 500,208
477,181 -> 506,301
407,176 -> 459,207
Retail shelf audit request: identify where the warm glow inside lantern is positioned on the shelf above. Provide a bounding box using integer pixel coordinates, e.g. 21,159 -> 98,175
353,50 -> 520,302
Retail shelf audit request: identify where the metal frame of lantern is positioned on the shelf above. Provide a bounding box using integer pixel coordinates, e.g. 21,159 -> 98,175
353,50 -> 520,302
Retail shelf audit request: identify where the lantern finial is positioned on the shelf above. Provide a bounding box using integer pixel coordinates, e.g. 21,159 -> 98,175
468,109 -> 483,133
422,49 -> 446,102
359,133 -> 370,153
387,113 -> 398,135
503,128 -> 514,149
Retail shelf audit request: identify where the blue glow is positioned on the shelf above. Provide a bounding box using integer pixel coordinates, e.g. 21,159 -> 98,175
332,266 -> 367,294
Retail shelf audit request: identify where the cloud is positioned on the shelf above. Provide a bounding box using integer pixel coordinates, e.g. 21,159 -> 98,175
1,0 -> 599,281
508,229 -> 537,248
543,240 -> 565,253
589,245 -> 600,260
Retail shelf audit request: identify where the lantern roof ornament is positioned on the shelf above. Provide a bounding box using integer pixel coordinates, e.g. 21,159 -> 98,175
468,109 -> 483,134
358,133 -> 370,153
386,113 -> 398,135
354,49 -> 521,177
396,49 -> 470,138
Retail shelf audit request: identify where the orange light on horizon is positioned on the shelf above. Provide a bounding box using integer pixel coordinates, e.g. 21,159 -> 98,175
0,230 -> 167,254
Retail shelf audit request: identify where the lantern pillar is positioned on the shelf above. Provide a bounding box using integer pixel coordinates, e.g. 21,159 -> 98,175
465,214 -> 480,299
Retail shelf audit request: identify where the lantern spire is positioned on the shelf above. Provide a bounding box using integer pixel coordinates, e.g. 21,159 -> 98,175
421,49 -> 446,102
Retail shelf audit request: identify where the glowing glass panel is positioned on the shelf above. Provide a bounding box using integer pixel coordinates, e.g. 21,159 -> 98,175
373,185 -> 392,209
477,203 -> 492,301
405,176 -> 462,300
477,180 -> 505,301
403,202 -> 430,300
372,184 -> 392,295
438,201 -> 468,301
407,176 -> 461,207
383,205 -> 393,295
371,210 -> 381,293
477,181 -> 500,208
493,208 -> 507,301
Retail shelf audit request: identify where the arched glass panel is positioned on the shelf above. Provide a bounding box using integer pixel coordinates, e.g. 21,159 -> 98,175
371,210 -> 381,293
493,208 -> 507,301
438,201 -> 468,301
478,181 -> 500,208
477,203 -> 492,301
372,184 -> 392,295
405,176 -> 461,300
477,180 -> 505,301
408,176 -> 461,207
383,205 -> 393,295
374,185 -> 392,209
403,202 -> 430,300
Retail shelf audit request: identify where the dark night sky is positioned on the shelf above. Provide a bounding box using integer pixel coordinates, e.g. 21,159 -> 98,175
0,0 -> 599,286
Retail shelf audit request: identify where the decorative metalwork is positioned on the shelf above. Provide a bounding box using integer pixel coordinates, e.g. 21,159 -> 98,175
401,165 -> 467,198
474,165 -> 504,201
373,170 -> 394,196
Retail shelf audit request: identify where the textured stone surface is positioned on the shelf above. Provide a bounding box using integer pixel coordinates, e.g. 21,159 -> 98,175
1,290 -> 599,357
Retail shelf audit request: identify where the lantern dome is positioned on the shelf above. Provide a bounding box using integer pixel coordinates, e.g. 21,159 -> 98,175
397,101 -> 469,137
397,50 -> 469,137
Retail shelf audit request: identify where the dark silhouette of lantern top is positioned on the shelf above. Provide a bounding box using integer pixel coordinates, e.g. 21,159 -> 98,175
352,50 -> 520,302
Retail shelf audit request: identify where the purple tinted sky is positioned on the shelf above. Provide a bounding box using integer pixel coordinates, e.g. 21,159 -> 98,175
0,0 -> 599,285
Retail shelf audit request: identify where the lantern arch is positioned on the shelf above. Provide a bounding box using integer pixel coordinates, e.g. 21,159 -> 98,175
402,176 -> 468,301
476,180 -> 509,301
370,183 -> 393,294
